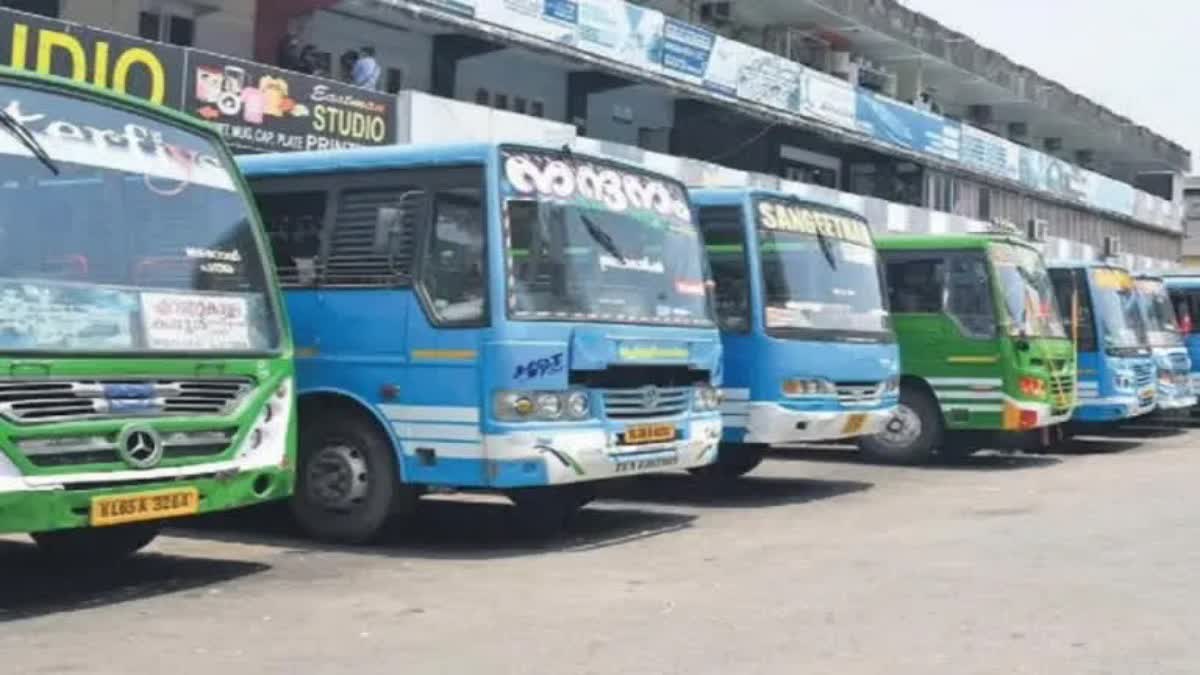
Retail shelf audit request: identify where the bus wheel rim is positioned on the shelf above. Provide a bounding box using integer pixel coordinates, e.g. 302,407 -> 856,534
881,404 -> 922,447
307,444 -> 370,510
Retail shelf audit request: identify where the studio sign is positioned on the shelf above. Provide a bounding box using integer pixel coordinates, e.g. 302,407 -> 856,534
504,153 -> 691,222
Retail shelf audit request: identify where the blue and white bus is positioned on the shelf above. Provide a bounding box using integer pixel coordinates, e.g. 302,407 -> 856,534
1163,273 -> 1200,401
691,188 -> 898,475
1048,262 -> 1157,423
1134,274 -> 1196,411
240,143 -> 723,541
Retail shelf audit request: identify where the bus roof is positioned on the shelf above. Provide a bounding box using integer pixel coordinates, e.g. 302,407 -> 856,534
237,141 -> 675,180
875,233 -> 1034,252
688,187 -> 865,220
0,66 -> 220,139
1046,260 -> 1131,271
1163,274 -> 1200,290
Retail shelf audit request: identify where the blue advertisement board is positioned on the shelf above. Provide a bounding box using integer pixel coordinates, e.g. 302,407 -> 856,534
855,91 -> 960,161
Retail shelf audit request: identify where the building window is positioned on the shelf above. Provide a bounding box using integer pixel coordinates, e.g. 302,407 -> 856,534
474,88 -> 490,106
513,97 -> 527,114
139,10 -> 196,46
530,99 -> 544,118
1,0 -> 59,17
493,93 -> 508,110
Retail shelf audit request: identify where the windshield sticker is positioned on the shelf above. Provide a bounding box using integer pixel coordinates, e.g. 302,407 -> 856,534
502,150 -> 692,226
141,292 -> 251,350
0,98 -> 236,193
185,247 -> 242,275
756,200 -> 872,247
1094,268 -> 1134,291
0,281 -> 135,350
674,279 -> 708,297
598,254 -> 665,274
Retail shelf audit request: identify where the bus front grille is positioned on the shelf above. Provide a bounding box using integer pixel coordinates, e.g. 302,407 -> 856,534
1133,363 -> 1154,389
601,387 -> 691,419
835,382 -> 885,407
18,429 -> 237,467
0,379 -> 254,424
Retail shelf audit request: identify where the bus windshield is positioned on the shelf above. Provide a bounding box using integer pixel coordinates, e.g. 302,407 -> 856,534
990,244 -> 1067,338
1135,278 -> 1183,347
0,82 -> 280,353
754,198 -> 890,338
1090,268 -> 1148,351
502,149 -> 713,326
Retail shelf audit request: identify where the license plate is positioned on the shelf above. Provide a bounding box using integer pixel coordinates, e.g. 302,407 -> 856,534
621,423 -> 676,445
90,487 -> 199,527
842,413 -> 868,435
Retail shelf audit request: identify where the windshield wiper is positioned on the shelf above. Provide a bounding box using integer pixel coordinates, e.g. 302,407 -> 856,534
815,229 -> 838,270
0,108 -> 58,176
578,212 -> 627,265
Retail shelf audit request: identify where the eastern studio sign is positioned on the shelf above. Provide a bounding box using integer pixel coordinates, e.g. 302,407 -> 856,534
186,52 -> 395,153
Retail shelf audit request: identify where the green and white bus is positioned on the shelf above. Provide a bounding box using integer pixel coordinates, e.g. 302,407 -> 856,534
0,69 -> 294,558
862,233 -> 1076,463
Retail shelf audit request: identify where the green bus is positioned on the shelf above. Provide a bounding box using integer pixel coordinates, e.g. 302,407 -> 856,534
860,234 -> 1075,463
0,68 -> 294,558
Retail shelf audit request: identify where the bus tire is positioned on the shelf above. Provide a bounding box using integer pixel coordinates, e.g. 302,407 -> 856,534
858,385 -> 943,465
688,443 -> 766,479
507,484 -> 594,537
291,409 -> 400,545
32,523 -> 159,561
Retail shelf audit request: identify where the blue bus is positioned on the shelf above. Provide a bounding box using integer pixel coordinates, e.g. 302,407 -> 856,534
240,143 -> 724,541
1134,275 -> 1196,411
1048,262 -> 1156,424
690,188 -> 898,474
1163,273 -> 1200,401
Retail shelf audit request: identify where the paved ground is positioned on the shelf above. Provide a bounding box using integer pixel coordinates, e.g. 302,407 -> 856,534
3,421 -> 1199,674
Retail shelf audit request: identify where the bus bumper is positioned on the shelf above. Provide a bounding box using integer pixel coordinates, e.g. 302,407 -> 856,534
1072,395 -> 1156,422
0,467 -> 293,534
739,403 -> 893,445
482,416 -> 723,487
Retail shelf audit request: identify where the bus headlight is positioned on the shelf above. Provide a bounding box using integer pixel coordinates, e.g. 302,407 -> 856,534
565,391 -> 590,419
782,378 -> 836,397
693,385 -> 720,411
495,390 -> 590,421
882,376 -> 900,395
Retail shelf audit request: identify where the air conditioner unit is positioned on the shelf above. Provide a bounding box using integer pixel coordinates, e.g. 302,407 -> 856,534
1103,236 -> 1123,259
699,2 -> 733,25
1027,218 -> 1048,242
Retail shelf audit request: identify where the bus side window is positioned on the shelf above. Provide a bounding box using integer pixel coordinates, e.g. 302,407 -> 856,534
885,257 -> 944,314
945,253 -> 995,339
254,190 -> 328,286
697,206 -> 750,332
1050,268 -> 1097,351
421,188 -> 486,325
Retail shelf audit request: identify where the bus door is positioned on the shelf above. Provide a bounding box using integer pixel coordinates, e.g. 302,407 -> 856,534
698,204 -> 756,417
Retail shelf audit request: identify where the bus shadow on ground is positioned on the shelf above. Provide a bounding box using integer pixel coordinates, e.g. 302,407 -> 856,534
174,497 -> 696,559
599,473 -> 872,509
770,445 -> 1063,471
1050,436 -> 1155,455
0,540 -> 268,622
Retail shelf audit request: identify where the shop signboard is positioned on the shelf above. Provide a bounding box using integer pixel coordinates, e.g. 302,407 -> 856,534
855,90 -> 960,161
798,68 -> 855,131
186,51 -> 396,153
959,125 -> 1020,182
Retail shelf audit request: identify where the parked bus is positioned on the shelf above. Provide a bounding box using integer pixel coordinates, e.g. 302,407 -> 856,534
690,188 -> 898,473
0,69 -> 294,558
1163,273 -> 1200,399
865,234 -> 1075,463
1048,262 -> 1156,423
240,143 -> 723,542
1133,274 -> 1195,411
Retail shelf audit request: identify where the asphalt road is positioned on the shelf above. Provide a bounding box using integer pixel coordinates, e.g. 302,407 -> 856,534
3,421 -> 1199,674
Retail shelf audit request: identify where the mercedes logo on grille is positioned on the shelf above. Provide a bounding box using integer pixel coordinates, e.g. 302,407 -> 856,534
117,427 -> 163,470
640,385 -> 660,409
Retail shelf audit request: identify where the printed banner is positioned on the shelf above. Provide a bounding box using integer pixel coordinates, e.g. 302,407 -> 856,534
0,9 -> 186,107
186,51 -> 396,153
0,281 -> 136,351
660,19 -> 744,97
855,90 -> 960,161
737,46 -> 802,113
476,0 -> 576,45
959,125 -> 1020,182
798,69 -> 856,131
574,0 -> 663,73
412,0 -> 479,16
